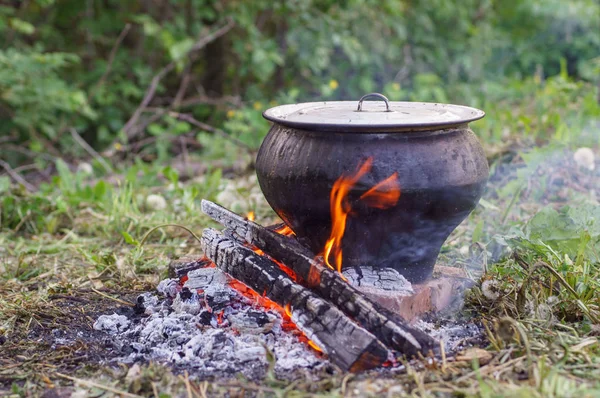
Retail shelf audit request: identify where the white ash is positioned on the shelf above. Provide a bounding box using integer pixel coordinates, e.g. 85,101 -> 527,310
183,267 -> 228,295
156,278 -> 181,298
94,313 -> 131,334
415,319 -> 484,353
95,268 -> 326,379
343,266 -> 414,295
94,265 -> 485,378
135,292 -> 162,315
171,290 -> 203,315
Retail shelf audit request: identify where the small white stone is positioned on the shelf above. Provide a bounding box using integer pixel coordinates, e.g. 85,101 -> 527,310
145,194 -> 167,211
481,279 -> 500,300
77,162 -> 93,175
125,363 -> 142,383
573,147 -> 595,171
71,389 -> 89,398
459,245 -> 470,256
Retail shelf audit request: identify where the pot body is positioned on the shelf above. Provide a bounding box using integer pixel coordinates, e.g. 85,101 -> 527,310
255,124 -> 489,283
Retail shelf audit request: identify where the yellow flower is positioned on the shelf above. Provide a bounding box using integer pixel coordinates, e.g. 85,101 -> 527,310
114,142 -> 123,151
392,83 -> 401,91
226,110 -> 236,118
329,79 -> 339,90
253,102 -> 263,111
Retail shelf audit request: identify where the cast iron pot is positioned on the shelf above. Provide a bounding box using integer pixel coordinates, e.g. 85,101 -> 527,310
256,93 -> 488,283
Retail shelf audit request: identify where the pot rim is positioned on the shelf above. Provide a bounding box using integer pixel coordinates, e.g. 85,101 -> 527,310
263,98 -> 485,133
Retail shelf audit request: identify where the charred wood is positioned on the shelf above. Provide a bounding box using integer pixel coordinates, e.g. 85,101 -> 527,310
200,228 -> 389,372
201,199 -> 438,357
168,256 -> 212,278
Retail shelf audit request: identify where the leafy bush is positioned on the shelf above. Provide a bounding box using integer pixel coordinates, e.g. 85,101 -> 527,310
1,0 -> 598,162
0,49 -> 95,141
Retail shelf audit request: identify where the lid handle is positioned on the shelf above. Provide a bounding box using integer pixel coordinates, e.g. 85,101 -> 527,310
356,93 -> 391,112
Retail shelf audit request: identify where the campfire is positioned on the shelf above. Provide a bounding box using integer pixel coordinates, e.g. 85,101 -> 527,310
94,196 -> 479,376
94,95 -> 486,375
195,157 -> 440,371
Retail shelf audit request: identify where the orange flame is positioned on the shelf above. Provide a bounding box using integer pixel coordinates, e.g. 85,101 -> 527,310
323,157 -> 400,277
359,173 -> 400,209
228,277 -> 323,353
274,224 -> 295,236
198,256 -> 323,353
227,246 -> 321,353
323,158 -> 372,274
307,339 -> 323,353
216,310 -> 225,325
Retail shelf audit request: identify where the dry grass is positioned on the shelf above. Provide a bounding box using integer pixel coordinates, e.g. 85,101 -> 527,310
1,146 -> 600,397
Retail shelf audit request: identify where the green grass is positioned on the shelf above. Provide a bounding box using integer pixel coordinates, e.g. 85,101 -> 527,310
1,78 -> 600,397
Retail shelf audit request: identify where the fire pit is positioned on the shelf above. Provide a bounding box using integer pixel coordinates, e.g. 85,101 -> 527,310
257,93 -> 488,283
193,200 -> 478,371
93,199 -> 483,374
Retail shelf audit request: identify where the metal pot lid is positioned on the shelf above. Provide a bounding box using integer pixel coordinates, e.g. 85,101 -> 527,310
263,93 -> 485,132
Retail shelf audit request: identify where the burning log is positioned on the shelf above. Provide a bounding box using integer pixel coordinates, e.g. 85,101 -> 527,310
201,200 -> 438,356
200,228 -> 390,372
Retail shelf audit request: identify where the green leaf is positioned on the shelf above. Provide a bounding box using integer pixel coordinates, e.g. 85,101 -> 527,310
121,231 -> 139,245
478,198 -> 500,211
162,166 -> 179,187
55,158 -> 75,193
169,38 -> 194,62
0,176 -> 10,194
147,123 -> 164,136
10,18 -> 35,35
93,180 -> 108,200
523,204 -> 600,262
472,219 -> 484,244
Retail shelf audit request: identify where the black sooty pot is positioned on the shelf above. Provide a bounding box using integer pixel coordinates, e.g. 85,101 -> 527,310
256,93 -> 489,283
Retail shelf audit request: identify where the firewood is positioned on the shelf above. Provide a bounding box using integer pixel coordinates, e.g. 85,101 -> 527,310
168,256 -> 211,278
201,228 -> 389,372
201,199 -> 438,356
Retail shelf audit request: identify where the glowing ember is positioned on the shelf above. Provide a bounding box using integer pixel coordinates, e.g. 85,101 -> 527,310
274,224 -> 295,236
226,260 -> 321,353
216,310 -> 225,325
323,157 -> 401,276
307,340 -> 323,353
228,279 -> 281,311
199,213 -> 321,353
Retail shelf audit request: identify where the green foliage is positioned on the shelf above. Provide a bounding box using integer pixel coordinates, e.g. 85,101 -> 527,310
1,0 -> 598,160
524,204 -> 600,263
0,49 -> 95,138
